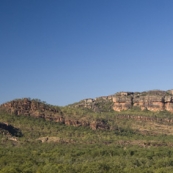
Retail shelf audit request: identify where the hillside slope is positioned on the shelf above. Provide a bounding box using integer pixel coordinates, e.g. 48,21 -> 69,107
1,105 -> 173,172
1,92 -> 173,172
0,98 -> 109,130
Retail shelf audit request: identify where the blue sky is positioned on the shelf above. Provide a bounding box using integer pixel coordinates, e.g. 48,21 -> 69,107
1,0 -> 173,106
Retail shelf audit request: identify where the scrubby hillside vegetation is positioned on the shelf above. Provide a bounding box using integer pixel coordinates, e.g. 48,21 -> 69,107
1,90 -> 173,172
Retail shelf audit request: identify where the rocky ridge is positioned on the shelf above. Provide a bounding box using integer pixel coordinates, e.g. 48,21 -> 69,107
0,98 -> 109,130
71,89 -> 173,113
1,89 -> 173,131
112,90 -> 173,112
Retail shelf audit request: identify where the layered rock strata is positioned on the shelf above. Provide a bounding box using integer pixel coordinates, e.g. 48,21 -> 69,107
71,90 -> 173,113
112,90 -> 173,113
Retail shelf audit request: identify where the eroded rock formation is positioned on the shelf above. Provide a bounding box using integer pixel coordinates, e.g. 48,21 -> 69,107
1,89 -> 173,131
0,98 -> 62,120
112,90 -> 173,112
0,98 -> 109,130
70,89 -> 173,113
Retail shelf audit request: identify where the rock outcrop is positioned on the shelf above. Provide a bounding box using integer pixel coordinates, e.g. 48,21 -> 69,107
1,89 -> 173,131
0,98 -> 63,120
112,90 -> 173,113
113,94 -> 132,111
69,96 -> 113,112
69,89 -> 173,113
0,98 -> 109,130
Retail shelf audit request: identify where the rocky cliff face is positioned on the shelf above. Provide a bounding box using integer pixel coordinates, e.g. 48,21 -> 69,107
69,90 -> 173,113
112,90 -> 173,113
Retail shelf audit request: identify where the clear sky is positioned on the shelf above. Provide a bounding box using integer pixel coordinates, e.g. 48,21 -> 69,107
1,0 -> 173,106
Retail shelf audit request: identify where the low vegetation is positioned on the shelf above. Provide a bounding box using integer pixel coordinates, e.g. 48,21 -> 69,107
1,103 -> 173,173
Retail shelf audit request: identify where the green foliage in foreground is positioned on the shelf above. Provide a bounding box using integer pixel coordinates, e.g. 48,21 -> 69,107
1,143 -> 173,173
1,111 -> 173,172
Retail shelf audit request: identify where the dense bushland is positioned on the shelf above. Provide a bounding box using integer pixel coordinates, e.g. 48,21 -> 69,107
1,109 -> 173,172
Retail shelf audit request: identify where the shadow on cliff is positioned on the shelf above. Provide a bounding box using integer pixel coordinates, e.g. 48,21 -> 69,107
0,122 -> 23,137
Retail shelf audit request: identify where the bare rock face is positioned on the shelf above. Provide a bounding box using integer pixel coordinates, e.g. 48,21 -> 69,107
146,95 -> 165,111
133,95 -> 147,110
164,96 -> 173,112
133,95 -> 165,111
112,95 -> 132,111
112,90 -> 173,113
67,89 -> 173,113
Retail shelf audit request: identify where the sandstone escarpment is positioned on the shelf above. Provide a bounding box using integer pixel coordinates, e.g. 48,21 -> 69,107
68,89 -> 173,113
1,90 -> 173,131
112,90 -> 173,113
112,95 -> 132,112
